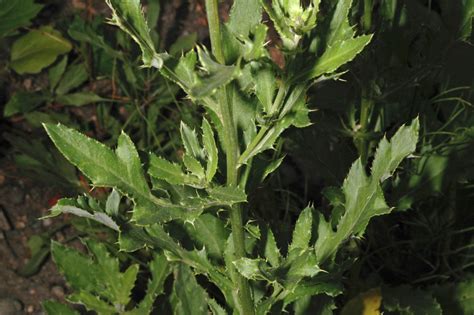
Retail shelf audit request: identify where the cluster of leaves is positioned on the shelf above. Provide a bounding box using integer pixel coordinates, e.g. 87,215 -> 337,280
1,0 -> 473,314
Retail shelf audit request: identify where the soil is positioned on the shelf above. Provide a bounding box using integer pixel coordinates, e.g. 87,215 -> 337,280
0,162 -> 68,315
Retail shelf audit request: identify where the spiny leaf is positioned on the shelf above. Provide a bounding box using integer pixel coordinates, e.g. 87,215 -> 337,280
183,155 -> 206,179
43,301 -> 79,315
129,254 -> 171,315
382,285 -> 442,315
371,117 -> 420,181
264,228 -> 281,267
227,0 -> 262,37
43,123 -> 190,224
105,0 -> 166,68
201,118 -> 218,182
180,121 -> 204,160
184,213 -> 229,259
148,154 -> 198,186
207,186 -> 247,205
315,118 -> 419,263
289,206 -> 313,256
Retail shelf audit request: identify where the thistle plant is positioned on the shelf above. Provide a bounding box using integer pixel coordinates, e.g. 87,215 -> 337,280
42,0 -> 419,314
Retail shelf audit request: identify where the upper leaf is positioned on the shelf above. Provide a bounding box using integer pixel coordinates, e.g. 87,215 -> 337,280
315,118 -> 419,263
105,0 -> 166,68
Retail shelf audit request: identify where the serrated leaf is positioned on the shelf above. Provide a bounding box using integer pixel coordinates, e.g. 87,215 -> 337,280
105,0 -> 166,68
0,0 -> 43,37
308,34 -> 373,79
254,66 -> 276,114
183,155 -> 206,179
43,301 -> 79,315
227,0 -> 262,37
172,264 -> 209,315
180,121 -> 204,159
68,291 -> 116,314
315,118 -> 419,263
202,118 -> 218,182
50,199 -> 119,231
207,186 -> 247,205
43,123 -> 190,224
233,257 -> 271,280
148,154 -> 196,186
10,26 -> 72,74
129,254 -> 171,315
184,213 -> 229,259
264,228 -> 281,267
289,206 -> 313,256
371,118 -> 420,181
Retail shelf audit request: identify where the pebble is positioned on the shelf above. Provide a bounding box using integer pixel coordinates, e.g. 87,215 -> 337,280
51,285 -> 65,299
0,297 -> 23,315
26,305 -> 34,313
42,218 -> 53,227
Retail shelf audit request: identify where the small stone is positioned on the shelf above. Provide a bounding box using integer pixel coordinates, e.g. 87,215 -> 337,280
0,298 -> 23,315
14,221 -> 26,229
42,218 -> 53,227
29,288 -> 36,295
26,305 -> 34,313
51,285 -> 65,299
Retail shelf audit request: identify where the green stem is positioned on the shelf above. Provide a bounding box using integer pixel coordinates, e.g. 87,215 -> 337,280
358,87 -> 373,165
205,1 -> 255,313
362,0 -> 373,32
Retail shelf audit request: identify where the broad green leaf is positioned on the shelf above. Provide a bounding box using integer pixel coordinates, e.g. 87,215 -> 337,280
382,285 -> 442,315
43,123 -> 188,224
227,0 -> 262,37
3,92 -> 48,117
172,264 -> 209,315
288,206 -> 313,256
43,301 -> 79,315
0,0 -> 43,37
10,26 -> 72,74
184,213 -> 229,259
56,92 -> 105,106
48,56 -> 68,91
105,0 -> 167,68
55,63 -> 88,95
287,250 -> 322,279
371,117 -> 420,181
315,118 -> 419,263
180,121 -> 204,159
202,118 -> 218,181
264,228 -> 281,267
207,186 -> 247,205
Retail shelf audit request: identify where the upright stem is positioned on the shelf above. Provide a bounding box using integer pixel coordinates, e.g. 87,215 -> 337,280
358,87 -> 373,165
205,1 -> 255,314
